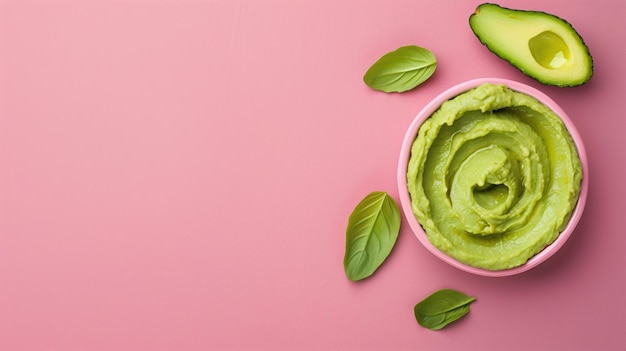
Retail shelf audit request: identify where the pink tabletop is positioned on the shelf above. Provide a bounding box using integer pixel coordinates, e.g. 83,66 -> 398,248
1,1 -> 624,350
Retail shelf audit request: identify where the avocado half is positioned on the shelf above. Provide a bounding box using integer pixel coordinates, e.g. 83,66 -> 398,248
469,3 -> 593,87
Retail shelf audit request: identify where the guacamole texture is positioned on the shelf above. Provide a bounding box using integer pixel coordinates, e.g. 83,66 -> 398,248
407,83 -> 582,270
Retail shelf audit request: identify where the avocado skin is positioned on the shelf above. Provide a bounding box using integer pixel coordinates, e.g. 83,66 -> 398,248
469,3 -> 593,87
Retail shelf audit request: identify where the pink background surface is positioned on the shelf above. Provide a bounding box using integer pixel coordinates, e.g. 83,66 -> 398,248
1,0 -> 624,350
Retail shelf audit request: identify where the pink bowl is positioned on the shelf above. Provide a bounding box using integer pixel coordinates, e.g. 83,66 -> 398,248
397,78 -> 589,277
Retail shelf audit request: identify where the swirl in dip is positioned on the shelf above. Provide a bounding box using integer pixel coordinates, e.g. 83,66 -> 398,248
407,83 -> 582,271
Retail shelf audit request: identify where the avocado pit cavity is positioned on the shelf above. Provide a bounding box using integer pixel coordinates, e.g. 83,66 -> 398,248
529,31 -> 570,69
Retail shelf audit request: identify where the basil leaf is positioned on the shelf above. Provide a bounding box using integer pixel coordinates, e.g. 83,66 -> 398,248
363,45 -> 437,93
343,191 -> 401,281
414,289 -> 476,330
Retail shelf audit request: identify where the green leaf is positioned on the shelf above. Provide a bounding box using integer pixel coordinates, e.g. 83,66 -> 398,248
343,191 -> 401,281
414,289 -> 476,330
363,45 -> 437,93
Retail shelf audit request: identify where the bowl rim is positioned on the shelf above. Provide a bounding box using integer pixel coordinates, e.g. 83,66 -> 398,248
397,77 -> 589,277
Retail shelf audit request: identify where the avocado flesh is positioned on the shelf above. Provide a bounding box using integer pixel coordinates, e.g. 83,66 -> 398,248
470,3 -> 593,87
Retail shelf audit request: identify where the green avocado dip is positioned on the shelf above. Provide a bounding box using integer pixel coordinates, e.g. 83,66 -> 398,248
407,83 -> 582,271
